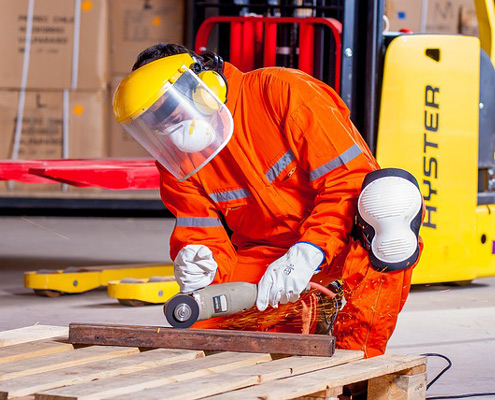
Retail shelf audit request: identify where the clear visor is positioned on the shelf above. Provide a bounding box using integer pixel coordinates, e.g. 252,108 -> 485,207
122,68 -> 233,181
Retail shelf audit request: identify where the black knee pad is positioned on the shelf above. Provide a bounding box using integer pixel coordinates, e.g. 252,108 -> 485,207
356,168 -> 423,272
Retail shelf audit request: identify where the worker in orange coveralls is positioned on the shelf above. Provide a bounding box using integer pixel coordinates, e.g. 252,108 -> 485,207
113,43 -> 424,359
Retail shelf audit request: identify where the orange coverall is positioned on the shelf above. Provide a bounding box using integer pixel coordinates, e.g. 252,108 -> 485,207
158,63 -> 415,358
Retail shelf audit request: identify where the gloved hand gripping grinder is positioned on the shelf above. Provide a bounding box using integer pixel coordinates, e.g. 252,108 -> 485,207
164,282 -> 258,328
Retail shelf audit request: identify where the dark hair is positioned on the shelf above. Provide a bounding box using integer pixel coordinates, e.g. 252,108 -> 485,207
132,43 -> 200,71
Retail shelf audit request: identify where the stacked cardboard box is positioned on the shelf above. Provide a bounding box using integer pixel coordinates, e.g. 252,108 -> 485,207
0,0 -> 185,193
109,75 -> 149,158
107,0 -> 185,157
385,0 -> 426,32
0,0 -> 109,192
386,0 -> 479,36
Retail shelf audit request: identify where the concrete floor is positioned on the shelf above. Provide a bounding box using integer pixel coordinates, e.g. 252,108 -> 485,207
1,216 -> 494,398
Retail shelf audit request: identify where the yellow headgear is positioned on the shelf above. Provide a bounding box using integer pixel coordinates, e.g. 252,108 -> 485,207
113,52 -> 228,124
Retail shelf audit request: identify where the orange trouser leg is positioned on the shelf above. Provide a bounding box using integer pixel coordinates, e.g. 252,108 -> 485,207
332,241 -> 414,358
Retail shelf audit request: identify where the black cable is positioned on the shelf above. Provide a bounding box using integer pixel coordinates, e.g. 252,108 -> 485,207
427,393 -> 495,399
422,353 -> 495,399
421,352 -> 453,390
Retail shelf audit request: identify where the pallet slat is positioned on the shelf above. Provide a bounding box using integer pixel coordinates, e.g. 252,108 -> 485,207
0,326 -> 427,400
206,354 -> 427,400
0,349 -> 202,399
105,350 -> 363,400
37,352 -> 271,400
368,372 -> 427,400
0,346 -> 139,381
0,339 -> 73,365
69,323 -> 336,357
108,373 -> 259,400
0,326 -> 68,347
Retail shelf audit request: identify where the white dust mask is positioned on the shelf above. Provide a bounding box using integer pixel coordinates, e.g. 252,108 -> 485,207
165,118 -> 216,153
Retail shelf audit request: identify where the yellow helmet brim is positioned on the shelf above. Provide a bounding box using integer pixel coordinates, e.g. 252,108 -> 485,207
113,53 -> 196,124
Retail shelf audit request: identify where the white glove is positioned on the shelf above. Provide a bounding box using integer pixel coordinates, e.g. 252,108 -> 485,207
173,245 -> 218,293
256,242 -> 324,311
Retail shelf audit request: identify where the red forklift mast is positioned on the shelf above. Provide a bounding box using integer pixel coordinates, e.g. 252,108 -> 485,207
189,0 -> 386,154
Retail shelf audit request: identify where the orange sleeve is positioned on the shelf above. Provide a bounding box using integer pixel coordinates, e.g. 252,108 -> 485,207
157,162 -> 237,283
283,78 -> 379,264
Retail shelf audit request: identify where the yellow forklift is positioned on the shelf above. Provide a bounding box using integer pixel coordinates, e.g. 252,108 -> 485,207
377,0 -> 495,283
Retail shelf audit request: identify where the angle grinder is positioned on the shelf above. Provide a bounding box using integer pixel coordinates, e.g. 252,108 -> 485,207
163,281 -> 337,329
164,282 -> 258,328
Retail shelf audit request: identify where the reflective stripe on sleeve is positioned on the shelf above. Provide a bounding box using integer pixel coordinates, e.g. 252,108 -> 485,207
208,188 -> 251,203
265,149 -> 296,183
175,216 -> 223,228
309,144 -> 362,181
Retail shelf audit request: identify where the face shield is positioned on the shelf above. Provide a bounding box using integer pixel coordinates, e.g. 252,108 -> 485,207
121,68 -> 233,181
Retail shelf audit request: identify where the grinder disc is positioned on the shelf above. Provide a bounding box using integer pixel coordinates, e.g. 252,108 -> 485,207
164,294 -> 200,329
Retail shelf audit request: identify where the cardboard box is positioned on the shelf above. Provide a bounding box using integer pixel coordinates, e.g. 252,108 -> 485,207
425,0 -> 459,33
108,75 -> 150,157
425,0 -> 477,34
0,0 -> 108,90
109,0 -> 185,75
460,4 -> 479,36
386,0 -> 479,35
0,89 -> 107,191
386,0 -> 426,32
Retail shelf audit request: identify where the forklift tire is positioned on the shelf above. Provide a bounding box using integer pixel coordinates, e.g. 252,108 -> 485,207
117,298 -> 153,307
34,289 -> 63,298
446,280 -> 473,287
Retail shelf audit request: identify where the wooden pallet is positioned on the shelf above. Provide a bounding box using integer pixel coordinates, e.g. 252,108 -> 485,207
0,325 -> 427,400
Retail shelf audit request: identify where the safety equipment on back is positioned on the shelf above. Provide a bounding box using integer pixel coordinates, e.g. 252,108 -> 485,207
356,168 -> 423,272
174,244 -> 218,293
256,242 -> 325,311
112,52 -> 233,181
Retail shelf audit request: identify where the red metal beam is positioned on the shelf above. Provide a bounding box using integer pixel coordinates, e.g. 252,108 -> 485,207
195,16 -> 342,93
0,159 -> 160,189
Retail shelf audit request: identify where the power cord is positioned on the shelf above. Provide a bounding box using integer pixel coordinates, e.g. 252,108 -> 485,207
427,395 -> 495,399
422,353 -> 495,399
422,353 -> 452,390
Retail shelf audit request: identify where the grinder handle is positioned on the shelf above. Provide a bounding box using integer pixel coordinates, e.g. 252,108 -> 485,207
197,282 -> 258,320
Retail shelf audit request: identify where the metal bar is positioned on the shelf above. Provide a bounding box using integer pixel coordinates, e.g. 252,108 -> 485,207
0,198 -> 166,211
229,21 -> 243,68
195,16 -> 342,83
29,166 -> 160,190
298,23 -> 314,74
241,20 -> 255,71
194,15 -> 341,27
194,18 -> 216,53
264,22 -> 277,66
0,159 -> 158,188
340,0 -> 357,116
193,3 -> 340,11
69,323 -> 336,357
331,20 -> 342,94
254,20 -> 264,68
312,25 -> 324,82
363,0 -> 385,155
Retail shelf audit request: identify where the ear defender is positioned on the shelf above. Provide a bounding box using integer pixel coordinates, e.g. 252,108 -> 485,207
189,51 -> 228,115
197,70 -> 227,103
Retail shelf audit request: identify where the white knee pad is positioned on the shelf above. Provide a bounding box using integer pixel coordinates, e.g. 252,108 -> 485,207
357,168 -> 423,272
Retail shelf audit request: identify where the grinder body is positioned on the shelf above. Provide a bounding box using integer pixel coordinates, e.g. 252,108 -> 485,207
164,282 -> 258,328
